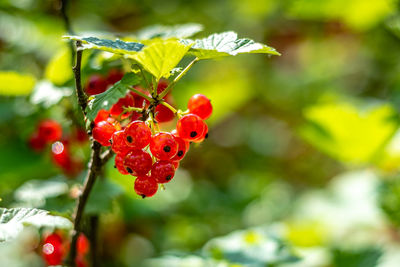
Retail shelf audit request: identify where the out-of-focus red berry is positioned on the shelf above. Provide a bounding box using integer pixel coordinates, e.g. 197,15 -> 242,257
42,233 -> 64,266
29,133 -> 46,152
106,69 -> 124,84
38,120 -> 63,143
155,104 -> 175,123
110,93 -> 135,119
77,233 -> 90,255
85,74 -> 108,95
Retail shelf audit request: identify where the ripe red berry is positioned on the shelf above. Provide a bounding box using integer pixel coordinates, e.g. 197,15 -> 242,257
73,128 -> 88,143
77,233 -> 90,255
124,121 -> 151,149
75,254 -> 88,267
155,104 -> 175,123
171,135 -> 188,161
29,133 -> 46,152
187,94 -> 212,120
38,120 -> 62,143
134,175 -> 158,198
85,74 -> 108,95
110,93 -> 135,119
107,69 -> 124,84
130,87 -> 150,109
150,132 -> 178,160
51,141 -> 71,168
42,233 -> 64,266
94,109 -> 110,125
157,80 -> 169,94
172,161 -> 180,169
124,149 -> 152,176
151,161 -> 176,183
115,152 -> 129,175
92,120 -> 116,146
176,114 -> 206,141
111,130 -> 129,154
193,123 -> 208,143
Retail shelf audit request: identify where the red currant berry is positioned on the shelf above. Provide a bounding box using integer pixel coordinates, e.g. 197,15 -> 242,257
92,120 -> 116,146
77,233 -> 90,255
171,135 -> 188,161
29,133 -> 46,152
38,120 -> 62,143
172,161 -> 179,169
155,104 -> 175,123
188,94 -> 212,120
94,109 -> 110,125
193,123 -> 208,143
73,128 -> 88,143
106,69 -> 124,84
111,130 -> 129,153
75,254 -> 88,267
151,161 -> 176,183
124,149 -> 152,176
85,74 -> 108,95
110,93 -> 134,119
124,121 -> 151,149
115,151 -> 129,175
42,233 -> 64,266
157,80 -> 169,94
51,141 -> 71,167
130,87 -> 150,109
176,114 -> 206,141
134,175 -> 158,198
150,132 -> 178,160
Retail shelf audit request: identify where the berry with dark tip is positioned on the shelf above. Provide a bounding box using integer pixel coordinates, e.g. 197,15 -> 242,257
193,123 -> 208,143
111,130 -> 129,154
187,94 -> 213,120
38,120 -> 62,143
150,132 -> 178,160
171,135 -> 189,161
176,114 -> 206,141
134,175 -> 158,198
151,161 -> 176,183
123,149 -> 152,176
115,151 -> 129,175
85,74 -> 108,95
124,121 -> 151,149
92,120 -> 117,146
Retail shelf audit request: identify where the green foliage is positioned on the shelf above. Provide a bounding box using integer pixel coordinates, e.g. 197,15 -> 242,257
64,36 -> 144,54
30,81 -> 72,108
332,247 -> 382,267
0,208 -> 72,242
181,31 -> 280,59
135,23 -> 203,39
86,72 -> 142,121
85,178 -> 124,215
0,71 -> 36,96
379,177 -> 400,226
44,46 -> 73,86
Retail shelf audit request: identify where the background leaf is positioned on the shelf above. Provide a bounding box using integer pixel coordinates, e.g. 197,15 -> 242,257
135,23 -> 203,40
30,81 -> 72,108
0,71 -> 36,96
44,46 -> 73,86
181,31 -> 280,59
85,178 -> 124,215
86,72 -> 142,121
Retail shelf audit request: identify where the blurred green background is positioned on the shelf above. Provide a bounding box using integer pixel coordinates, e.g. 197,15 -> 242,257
3,0 -> 400,266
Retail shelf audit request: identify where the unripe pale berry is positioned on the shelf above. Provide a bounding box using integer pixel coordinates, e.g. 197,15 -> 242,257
151,161 -> 176,183
187,94 -> 212,120
150,132 -> 178,160
134,175 -> 158,198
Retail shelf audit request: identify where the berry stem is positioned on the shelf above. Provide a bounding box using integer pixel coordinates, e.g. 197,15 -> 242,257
135,64 -> 151,94
123,106 -> 144,113
158,57 -> 198,99
129,87 -> 154,103
72,41 -> 88,114
159,100 -> 178,115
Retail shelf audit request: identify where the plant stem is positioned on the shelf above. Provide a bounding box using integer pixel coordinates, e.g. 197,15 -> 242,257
159,57 -> 198,99
72,41 -> 88,114
129,87 -> 154,103
159,100 -> 178,114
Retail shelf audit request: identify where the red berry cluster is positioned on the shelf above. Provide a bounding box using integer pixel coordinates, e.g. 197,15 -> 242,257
92,91 -> 212,198
41,232 -> 89,267
28,120 -> 87,176
85,69 -> 124,96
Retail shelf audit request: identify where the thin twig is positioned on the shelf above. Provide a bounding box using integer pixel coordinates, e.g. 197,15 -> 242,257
72,41 -> 88,114
60,0 -> 74,35
129,87 -> 154,103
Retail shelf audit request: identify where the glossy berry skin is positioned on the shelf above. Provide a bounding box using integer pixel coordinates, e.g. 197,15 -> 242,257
85,74 -> 108,95
111,130 -> 129,154
172,161 -> 180,169
29,133 -> 46,152
176,114 -> 206,141
92,121 -> 116,146
42,233 -> 64,266
193,123 -> 209,143
171,135 -> 189,161
115,152 -> 129,175
155,104 -> 174,123
150,132 -> 178,160
123,149 -> 152,176
151,161 -> 176,183
94,109 -> 110,125
134,175 -> 158,198
110,93 -> 134,119
38,120 -> 62,143
187,94 -> 213,120
124,121 -> 151,149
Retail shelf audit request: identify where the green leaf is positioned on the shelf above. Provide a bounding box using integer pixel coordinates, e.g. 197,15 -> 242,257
0,71 -> 36,96
86,72 -> 142,121
14,178 -> 69,207
64,36 -> 144,55
129,40 -> 192,80
0,208 -> 72,242
332,247 -> 382,267
181,31 -> 280,59
30,81 -> 72,108
44,46 -> 73,86
85,178 -> 124,215
135,23 -> 203,40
